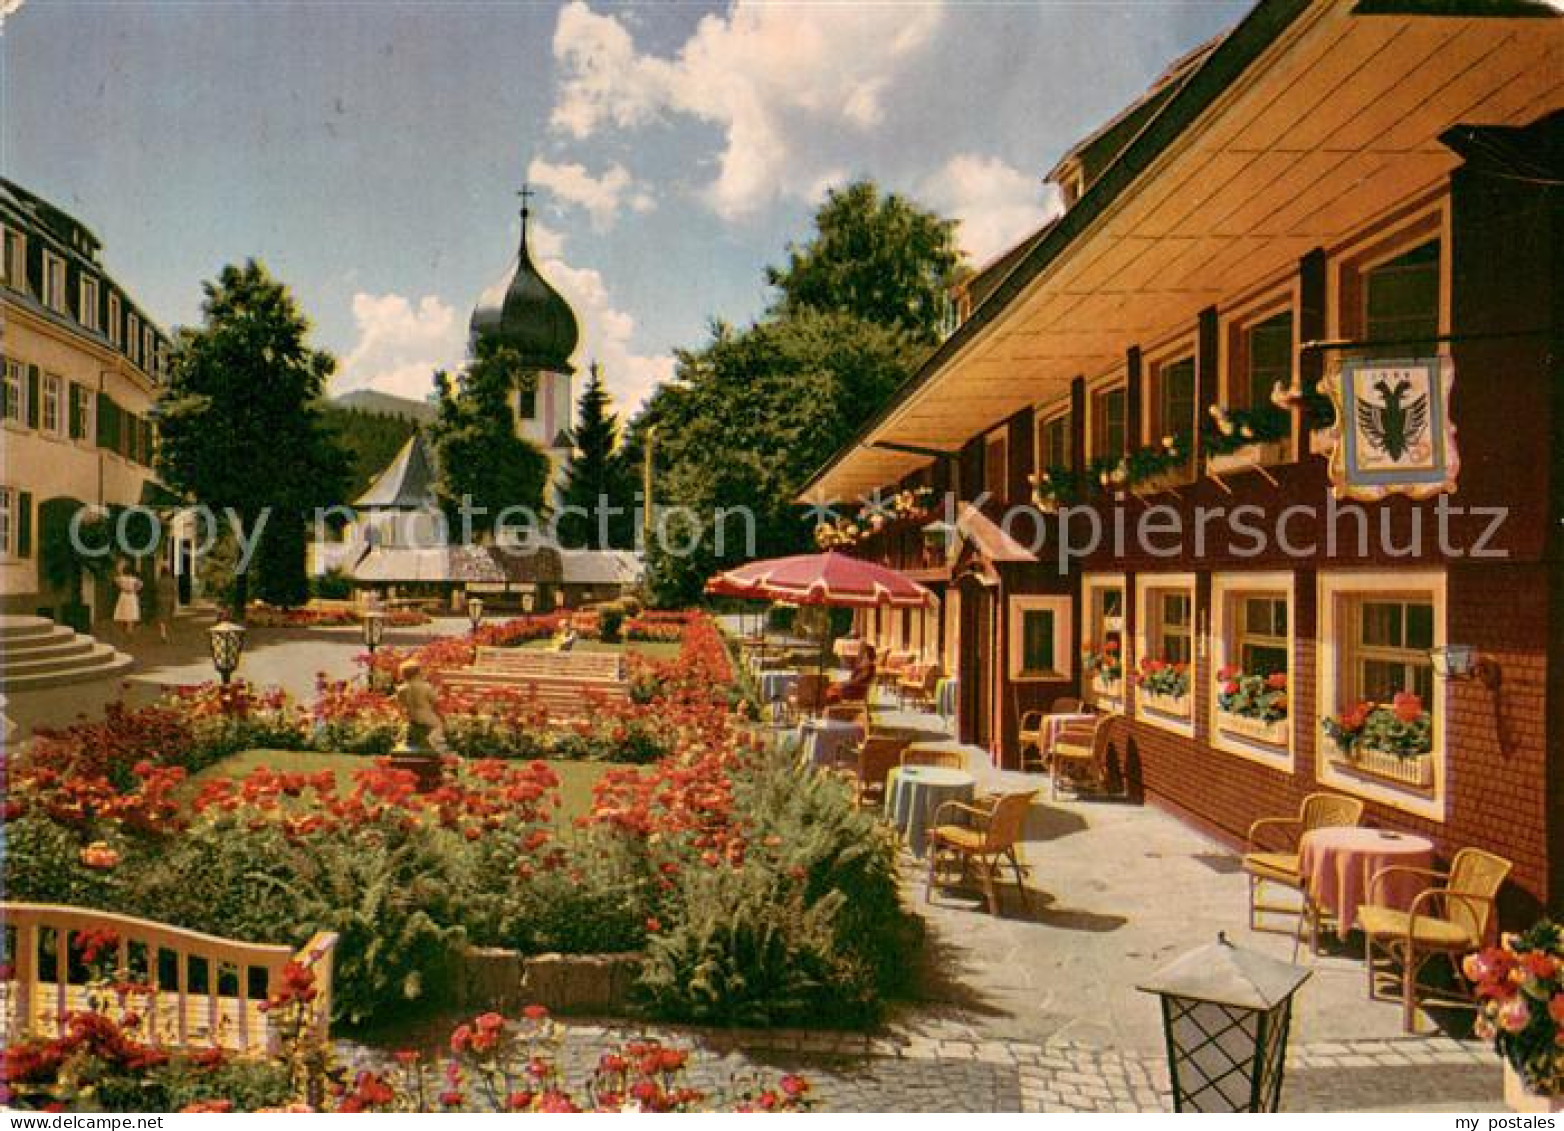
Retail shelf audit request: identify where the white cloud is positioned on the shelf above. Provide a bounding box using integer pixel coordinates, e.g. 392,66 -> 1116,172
333,292 -> 466,401
550,0 -> 945,220
527,156 -> 654,232
921,153 -> 1063,264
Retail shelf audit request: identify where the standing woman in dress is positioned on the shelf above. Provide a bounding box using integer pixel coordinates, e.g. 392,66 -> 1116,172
112,560 -> 143,639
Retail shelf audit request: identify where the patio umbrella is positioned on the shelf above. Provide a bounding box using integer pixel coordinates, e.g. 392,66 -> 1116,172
706,551 -> 934,609
707,552 -> 933,718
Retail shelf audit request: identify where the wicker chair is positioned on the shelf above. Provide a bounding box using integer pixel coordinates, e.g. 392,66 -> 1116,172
787,672 -> 829,719
899,663 -> 942,710
925,790 -> 1038,915
840,734 -> 910,809
1019,697 -> 1086,770
1360,847 -> 1512,1033
822,702 -> 868,727
1241,792 -> 1364,938
1044,712 -> 1118,799
901,747 -> 967,771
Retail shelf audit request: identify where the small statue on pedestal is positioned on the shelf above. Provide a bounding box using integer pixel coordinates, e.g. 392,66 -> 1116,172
389,658 -> 445,791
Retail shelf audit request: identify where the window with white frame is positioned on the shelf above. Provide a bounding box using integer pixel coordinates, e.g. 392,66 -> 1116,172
1317,570 -> 1445,818
2,359 -> 25,425
108,293 -> 122,346
1081,574 -> 1126,705
1008,594 -> 1072,681
1210,572 -> 1294,766
1,227 -> 22,290
41,373 -> 62,436
0,485 -> 13,556
1036,408 -> 1070,473
1089,381 -> 1126,462
43,252 -> 68,313
79,275 -> 100,332
71,382 -> 93,442
1134,573 -> 1197,730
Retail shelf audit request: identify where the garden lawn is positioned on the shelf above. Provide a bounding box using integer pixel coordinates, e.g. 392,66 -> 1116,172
185,749 -> 608,822
518,638 -> 683,661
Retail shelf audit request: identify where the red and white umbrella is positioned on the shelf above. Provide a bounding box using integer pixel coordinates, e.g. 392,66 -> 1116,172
706,551 -> 933,608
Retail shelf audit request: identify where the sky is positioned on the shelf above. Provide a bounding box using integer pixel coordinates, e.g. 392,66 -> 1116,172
2,0 -> 1247,417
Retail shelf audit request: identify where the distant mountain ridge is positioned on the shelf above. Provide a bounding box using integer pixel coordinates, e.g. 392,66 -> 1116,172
331,388 -> 437,424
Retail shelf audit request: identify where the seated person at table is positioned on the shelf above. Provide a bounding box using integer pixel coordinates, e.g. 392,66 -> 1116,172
826,644 -> 877,704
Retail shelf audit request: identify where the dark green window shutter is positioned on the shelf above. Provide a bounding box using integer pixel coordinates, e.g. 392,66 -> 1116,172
97,392 -> 119,451
16,491 -> 33,558
141,418 -> 154,464
0,358 -> 12,419
68,383 -> 83,439
25,365 -> 39,429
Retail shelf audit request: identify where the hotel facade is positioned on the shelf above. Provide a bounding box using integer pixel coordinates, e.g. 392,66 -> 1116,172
1,179 -> 171,627
803,1 -> 1564,916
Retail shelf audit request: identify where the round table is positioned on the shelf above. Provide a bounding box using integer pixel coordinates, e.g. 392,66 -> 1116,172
886,765 -> 976,858
1299,826 -> 1435,940
798,718 -> 864,766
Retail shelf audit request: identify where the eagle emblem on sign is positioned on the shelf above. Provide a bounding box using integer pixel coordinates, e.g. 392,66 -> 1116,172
1355,378 -> 1430,463
1321,357 -> 1458,501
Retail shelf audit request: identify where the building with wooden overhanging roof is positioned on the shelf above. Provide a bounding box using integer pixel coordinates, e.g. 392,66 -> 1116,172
801,0 -> 1564,916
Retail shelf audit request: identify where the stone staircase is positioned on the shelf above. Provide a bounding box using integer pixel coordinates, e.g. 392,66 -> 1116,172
0,615 -> 134,692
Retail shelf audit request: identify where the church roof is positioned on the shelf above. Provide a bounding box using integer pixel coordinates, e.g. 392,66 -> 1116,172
353,430 -> 438,510
470,198 -> 580,374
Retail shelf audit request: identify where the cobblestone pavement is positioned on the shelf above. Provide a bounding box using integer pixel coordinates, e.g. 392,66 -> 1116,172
341,1020 -> 1499,1112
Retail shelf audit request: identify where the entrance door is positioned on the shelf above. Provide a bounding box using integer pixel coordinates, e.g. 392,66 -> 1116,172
957,575 -> 995,751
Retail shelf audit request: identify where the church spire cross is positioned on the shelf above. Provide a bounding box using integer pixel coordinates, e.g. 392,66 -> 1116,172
517,182 -> 535,251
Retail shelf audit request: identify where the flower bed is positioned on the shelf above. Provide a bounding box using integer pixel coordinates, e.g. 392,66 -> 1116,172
4,612 -> 907,1038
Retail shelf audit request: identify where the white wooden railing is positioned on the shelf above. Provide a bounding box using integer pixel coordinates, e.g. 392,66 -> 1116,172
1,902 -> 337,1053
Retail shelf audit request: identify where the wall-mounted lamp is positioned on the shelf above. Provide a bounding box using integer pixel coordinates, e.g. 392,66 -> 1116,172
1429,644 -> 1500,691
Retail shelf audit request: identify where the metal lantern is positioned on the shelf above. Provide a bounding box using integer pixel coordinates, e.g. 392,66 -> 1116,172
1137,933 -> 1310,1112
467,596 -> 484,633
1429,643 -> 1499,688
520,590 -> 536,614
208,621 -> 247,685
362,608 -> 387,654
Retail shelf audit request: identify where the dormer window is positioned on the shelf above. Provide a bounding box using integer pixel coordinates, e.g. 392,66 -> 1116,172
79,276 -> 100,332
127,314 -> 141,364
1,228 -> 22,290
108,294 -> 122,346
42,251 -> 67,314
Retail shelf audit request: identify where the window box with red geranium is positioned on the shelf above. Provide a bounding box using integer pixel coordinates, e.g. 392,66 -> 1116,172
1135,658 -> 1191,719
1081,639 -> 1123,702
1322,691 -> 1434,788
1214,666 -> 1289,748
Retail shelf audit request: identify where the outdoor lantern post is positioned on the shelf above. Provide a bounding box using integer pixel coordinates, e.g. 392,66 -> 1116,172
1137,932 -> 1310,1112
467,596 -> 484,634
363,608 -> 386,655
208,620 -> 246,685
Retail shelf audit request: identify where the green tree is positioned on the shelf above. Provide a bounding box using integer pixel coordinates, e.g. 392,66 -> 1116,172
429,338 -> 551,540
766,180 -> 964,344
157,260 -> 348,611
639,311 -> 918,605
320,404 -> 418,497
557,362 -> 631,549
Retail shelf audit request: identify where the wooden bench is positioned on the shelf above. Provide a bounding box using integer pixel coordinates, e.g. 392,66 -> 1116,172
440,670 -> 631,719
473,647 -> 625,682
1,902 -> 337,1053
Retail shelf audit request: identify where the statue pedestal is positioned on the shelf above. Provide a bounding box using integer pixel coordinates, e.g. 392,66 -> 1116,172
389,738 -> 443,792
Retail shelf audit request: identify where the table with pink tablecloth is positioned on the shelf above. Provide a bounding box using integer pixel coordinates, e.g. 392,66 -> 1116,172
1299,826 -> 1435,940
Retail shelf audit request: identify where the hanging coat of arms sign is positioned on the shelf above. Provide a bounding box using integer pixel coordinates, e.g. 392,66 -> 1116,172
1320,356 -> 1459,501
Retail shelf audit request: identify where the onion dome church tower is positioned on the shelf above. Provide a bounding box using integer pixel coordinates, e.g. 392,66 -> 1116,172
469,185 -> 580,502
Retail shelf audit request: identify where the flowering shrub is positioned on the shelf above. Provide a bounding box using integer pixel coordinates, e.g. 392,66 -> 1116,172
308,677 -> 402,754
1080,639 -> 1123,683
1322,691 -> 1432,757
1466,919 -> 1564,1096
246,605 -> 432,628
1028,465 -> 1083,508
1134,657 -> 1190,699
1215,667 -> 1288,722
